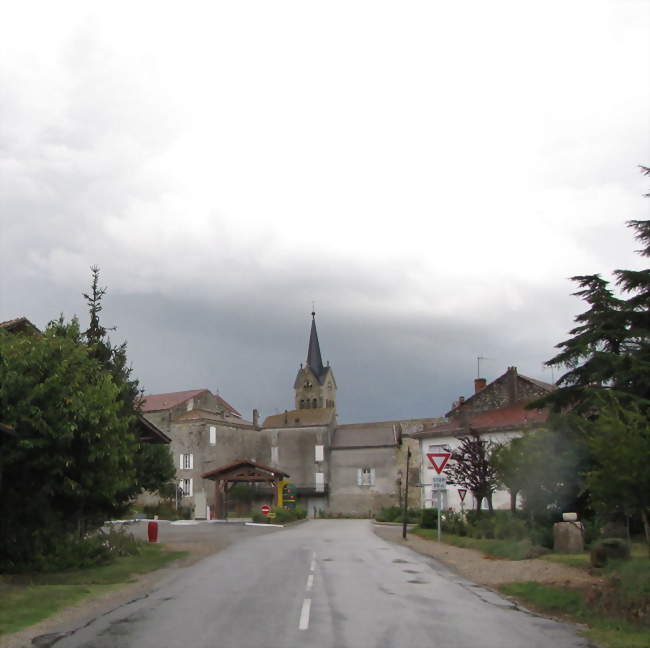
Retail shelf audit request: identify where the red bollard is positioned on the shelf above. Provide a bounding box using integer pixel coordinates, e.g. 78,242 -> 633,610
147,521 -> 158,543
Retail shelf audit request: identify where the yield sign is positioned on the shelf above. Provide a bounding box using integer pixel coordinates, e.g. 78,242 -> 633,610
426,453 -> 451,474
458,488 -> 467,502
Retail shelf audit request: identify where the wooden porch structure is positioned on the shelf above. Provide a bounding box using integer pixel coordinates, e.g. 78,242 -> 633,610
201,459 -> 289,520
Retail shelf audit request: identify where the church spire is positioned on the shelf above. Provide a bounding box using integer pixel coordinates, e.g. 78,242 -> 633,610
306,311 -> 325,379
294,311 -> 336,410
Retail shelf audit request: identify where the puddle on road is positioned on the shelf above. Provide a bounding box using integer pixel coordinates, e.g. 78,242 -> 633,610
403,569 -> 419,574
407,579 -> 430,584
322,557 -> 334,561
392,559 -> 410,564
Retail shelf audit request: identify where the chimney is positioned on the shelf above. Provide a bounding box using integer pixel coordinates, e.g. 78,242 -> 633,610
253,408 -> 259,429
474,378 -> 486,394
507,366 -> 519,404
458,396 -> 465,405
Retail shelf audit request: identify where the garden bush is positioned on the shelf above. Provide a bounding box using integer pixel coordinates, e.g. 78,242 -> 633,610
375,507 -> 422,523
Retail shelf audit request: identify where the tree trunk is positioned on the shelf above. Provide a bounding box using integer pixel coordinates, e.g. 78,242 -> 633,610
475,494 -> 482,514
487,493 -> 494,513
509,490 -> 518,514
642,508 -> 650,558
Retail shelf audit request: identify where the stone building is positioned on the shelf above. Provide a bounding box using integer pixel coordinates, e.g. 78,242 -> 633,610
141,313 -> 436,518
409,367 -> 554,512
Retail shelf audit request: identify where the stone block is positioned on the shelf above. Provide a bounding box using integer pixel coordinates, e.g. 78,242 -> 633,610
553,521 -> 584,553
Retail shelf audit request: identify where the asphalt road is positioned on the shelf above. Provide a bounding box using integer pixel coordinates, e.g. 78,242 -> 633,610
38,520 -> 591,648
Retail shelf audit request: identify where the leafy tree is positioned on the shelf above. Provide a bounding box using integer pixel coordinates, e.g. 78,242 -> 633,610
491,437 -> 527,514
444,434 -> 499,513
515,421 -> 588,525
0,320 -> 136,568
80,266 -> 175,503
578,394 -> 650,555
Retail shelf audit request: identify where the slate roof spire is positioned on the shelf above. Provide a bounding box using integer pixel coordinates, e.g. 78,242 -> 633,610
306,310 -> 325,380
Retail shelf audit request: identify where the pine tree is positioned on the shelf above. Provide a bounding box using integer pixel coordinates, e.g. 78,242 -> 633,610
536,217 -> 650,413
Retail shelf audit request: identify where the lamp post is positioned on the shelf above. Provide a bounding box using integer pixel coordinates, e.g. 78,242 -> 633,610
402,447 -> 411,540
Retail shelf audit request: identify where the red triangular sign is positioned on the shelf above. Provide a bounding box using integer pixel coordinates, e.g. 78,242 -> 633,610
458,488 -> 467,502
426,453 -> 451,474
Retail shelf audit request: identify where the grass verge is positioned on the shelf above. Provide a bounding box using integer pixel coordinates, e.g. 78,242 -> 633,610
411,527 -> 546,560
500,581 -> 650,648
0,544 -> 187,636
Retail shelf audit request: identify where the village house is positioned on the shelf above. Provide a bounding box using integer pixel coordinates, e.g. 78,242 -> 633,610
408,367 -> 554,512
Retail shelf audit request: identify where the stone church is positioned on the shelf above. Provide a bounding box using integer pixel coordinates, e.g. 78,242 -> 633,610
141,313 -> 434,518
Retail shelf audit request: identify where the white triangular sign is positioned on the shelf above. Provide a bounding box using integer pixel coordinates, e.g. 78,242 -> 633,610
426,452 -> 451,474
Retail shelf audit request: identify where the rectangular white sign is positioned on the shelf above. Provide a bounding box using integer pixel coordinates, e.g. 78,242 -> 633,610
431,476 -> 447,491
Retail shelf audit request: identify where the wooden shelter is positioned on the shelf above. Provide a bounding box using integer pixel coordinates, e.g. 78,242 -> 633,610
201,459 -> 289,520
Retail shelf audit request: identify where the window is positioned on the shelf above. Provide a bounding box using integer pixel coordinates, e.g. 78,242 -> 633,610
186,398 -> 194,411
357,467 -> 375,487
312,398 -> 317,408
180,453 -> 193,470
209,426 -> 216,445
314,445 -> 324,462
300,399 -> 305,409
180,478 -> 193,497
315,472 -> 325,492
271,446 -> 279,465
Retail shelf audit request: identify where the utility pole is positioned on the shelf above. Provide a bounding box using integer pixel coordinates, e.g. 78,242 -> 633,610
402,446 -> 411,540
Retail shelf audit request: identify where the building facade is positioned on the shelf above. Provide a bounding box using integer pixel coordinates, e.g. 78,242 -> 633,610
409,367 -> 553,512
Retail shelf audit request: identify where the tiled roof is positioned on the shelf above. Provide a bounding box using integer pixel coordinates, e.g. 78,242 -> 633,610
136,415 -> 171,444
262,408 -> 335,428
333,421 -> 400,449
0,317 -> 41,334
175,409 -> 252,426
140,389 -> 241,416
410,402 -> 549,439
215,395 -> 241,417
140,389 -> 209,412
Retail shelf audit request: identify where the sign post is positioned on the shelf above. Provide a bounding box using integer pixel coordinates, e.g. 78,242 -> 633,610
431,475 -> 447,542
427,454 -> 451,543
458,488 -> 467,517
260,504 -> 271,516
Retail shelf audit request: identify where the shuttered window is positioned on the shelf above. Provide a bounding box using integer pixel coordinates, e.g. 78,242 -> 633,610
357,467 -> 375,486
180,478 -> 193,497
209,426 -> 216,445
180,453 -> 193,470
315,445 -> 324,462
315,472 -> 325,492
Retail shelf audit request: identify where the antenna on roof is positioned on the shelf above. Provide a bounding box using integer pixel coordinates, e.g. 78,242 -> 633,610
541,364 -> 556,383
477,356 -> 494,378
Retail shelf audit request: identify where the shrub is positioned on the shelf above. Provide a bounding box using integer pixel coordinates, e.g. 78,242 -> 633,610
375,507 -> 422,523
591,538 -> 631,567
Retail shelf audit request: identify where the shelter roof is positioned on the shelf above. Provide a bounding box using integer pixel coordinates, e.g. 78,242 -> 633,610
262,408 -> 335,428
202,459 -> 289,481
410,402 -> 549,439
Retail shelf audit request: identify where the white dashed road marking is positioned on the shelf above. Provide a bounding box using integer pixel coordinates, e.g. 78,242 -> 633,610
299,598 -> 312,630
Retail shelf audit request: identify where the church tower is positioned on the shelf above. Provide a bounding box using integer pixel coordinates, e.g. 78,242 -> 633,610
294,312 -> 337,410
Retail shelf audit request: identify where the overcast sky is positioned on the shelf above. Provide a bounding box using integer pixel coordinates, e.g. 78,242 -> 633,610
1,1 -> 648,423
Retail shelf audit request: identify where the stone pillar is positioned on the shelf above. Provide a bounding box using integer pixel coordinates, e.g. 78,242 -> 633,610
553,521 -> 585,553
